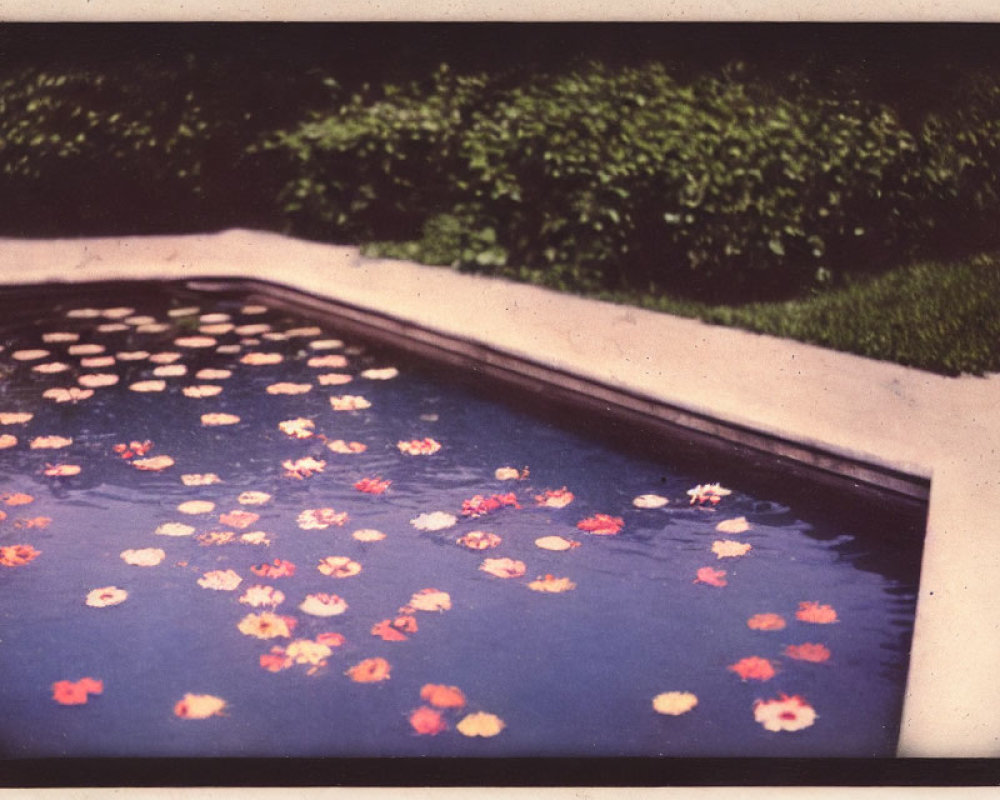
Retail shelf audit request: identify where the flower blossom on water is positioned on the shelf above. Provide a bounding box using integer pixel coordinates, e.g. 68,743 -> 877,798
182,473 -> 221,486
317,556 -> 362,578
309,338 -> 343,350
3,492 -> 34,506
784,643 -> 832,663
317,372 -> 353,386
183,385 -> 223,399
535,488 -> 574,508
112,440 -> 153,459
251,559 -> 296,578
747,613 -> 787,631
421,684 -> 467,709
155,522 -> 195,537
52,677 -> 103,705
410,511 -> 457,531
220,509 -> 260,529
120,548 -> 166,567
239,585 -> 285,608
197,569 -> 243,591
240,352 -> 283,366
397,438 -> 441,455
480,557 -> 526,579
329,395 -> 371,411
30,435 -> 73,450
576,514 -> 624,535
237,611 -> 295,639
80,356 -> 116,368
354,477 -> 391,495
457,531 -> 502,550
129,380 -> 166,393
527,574 -> 576,593
177,500 -> 215,515
132,455 -> 174,471
196,368 -> 231,380
153,365 -> 187,378
361,367 -> 399,380
175,336 -> 217,349
43,463 -> 80,477
652,691 -> 699,716
461,493 -> 520,518
44,387 -> 95,403
0,544 -> 42,567
297,508 -> 349,530
753,694 -> 817,732
327,439 -> 366,454
85,586 -> 128,608
279,418 -> 315,439
14,516 -> 52,529
372,615 -> 418,641
534,535 -> 581,552
299,593 -> 348,617
283,457 -> 326,479
43,331 -> 79,343
116,350 -> 150,361
12,349 -> 49,361
77,373 -> 119,388
33,362 -> 70,374
494,466 -> 529,481
694,566 -> 728,587
308,354 -> 348,369
346,657 -> 391,683
456,712 -> 505,738
0,434 -> 17,449
0,412 -> 33,425
408,588 -> 451,612
267,382 -> 312,395
716,516 -> 751,534
238,491 -> 272,506
201,413 -> 241,427
409,706 -> 448,735
687,483 -> 732,505
728,656 -> 777,682
795,602 -> 839,624
712,540 -> 752,559
353,528 -> 386,542
151,352 -> 183,365
198,531 -> 236,546
174,694 -> 227,719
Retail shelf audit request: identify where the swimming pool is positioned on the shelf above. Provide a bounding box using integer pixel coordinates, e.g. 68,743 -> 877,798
0,279 -> 926,760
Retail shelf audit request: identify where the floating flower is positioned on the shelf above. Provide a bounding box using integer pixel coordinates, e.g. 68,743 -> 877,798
0,412 -> 33,425
196,369 -> 231,380
784,643 -> 832,663
80,356 -> 116,368
239,304 -> 268,315
317,373 -> 353,386
129,380 -> 166,393
182,473 -> 221,486
42,331 -> 79,343
30,435 -> 73,450
267,382 -> 312,395
183,385 -> 223,398
327,439 -> 366,454
198,531 -> 236,546
167,305 -> 199,317
309,338 -> 343,350
43,386 -> 95,403
0,544 -> 41,567
315,632 -> 346,648
52,678 -> 103,706
747,613 -> 787,631
33,362 -> 70,374
116,350 -> 150,361
133,455 -> 174,471
278,418 -> 315,439
318,556 -> 362,578
234,324 -> 270,337
240,352 -> 283,366
149,352 -> 182,364
97,323 -> 128,333
462,493 -> 520,518
237,611 -> 295,639
251,559 -> 296,578
297,508 -> 348,530
199,323 -> 234,335
3,492 -> 34,506
199,312 -> 231,324
112,440 -> 153,459
14,516 -> 52,529
576,514 -> 624,535
694,566 -> 728,587
100,306 -> 134,319
285,638 -> 333,668
534,535 -> 581,552
259,648 -> 294,674
174,336 -> 217,349
397,438 -> 441,455
535,488 -> 574,508
410,511 -> 457,531
155,521 -> 195,537
201,413 -> 240,427
687,483 -> 732,505
12,349 -> 49,361
0,434 -> 17,449
409,706 -> 447,735
494,466 -> 529,481
753,694 -> 818,732
197,569 -> 243,591
652,692 -> 698,716
120,548 -> 166,567
239,531 -> 271,546
480,557 -> 526,579
456,712 -> 505,738
527,574 -> 576,593
346,657 -> 391,683
136,323 -> 170,334
238,491 -> 272,506
77,373 -> 119,388
300,593 -> 348,617
85,586 -> 128,608
457,531 -> 502,550
409,588 -> 452,612
177,500 -> 215,515
795,602 -> 839,624
308,354 -> 348,369
353,528 -> 386,542
329,395 -> 371,411
283,456 -> 326,479
66,308 -> 101,318
239,585 -> 285,608
68,343 -> 105,355
712,540 -> 753,559
220,509 -> 260,529
420,684 -> 467,709
354,477 -> 391,495
728,656 -> 777,682
361,367 -> 399,380
372,616 -> 418,642
716,516 -> 751,534
174,693 -> 227,719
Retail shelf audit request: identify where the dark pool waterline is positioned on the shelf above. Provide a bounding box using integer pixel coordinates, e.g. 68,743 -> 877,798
0,280 -> 924,759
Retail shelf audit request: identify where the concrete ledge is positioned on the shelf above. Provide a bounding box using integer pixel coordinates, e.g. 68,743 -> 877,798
2,228 -> 998,756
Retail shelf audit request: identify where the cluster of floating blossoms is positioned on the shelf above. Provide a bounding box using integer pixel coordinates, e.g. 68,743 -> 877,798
0,297 -> 848,749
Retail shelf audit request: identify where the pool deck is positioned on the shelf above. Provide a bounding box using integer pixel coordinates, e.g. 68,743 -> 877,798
1,228 -> 998,757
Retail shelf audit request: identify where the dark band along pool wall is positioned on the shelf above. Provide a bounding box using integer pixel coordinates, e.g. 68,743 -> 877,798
0,230 -> 998,759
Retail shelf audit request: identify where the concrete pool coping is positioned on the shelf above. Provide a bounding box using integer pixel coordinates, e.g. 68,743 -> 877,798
1,228 -> 998,758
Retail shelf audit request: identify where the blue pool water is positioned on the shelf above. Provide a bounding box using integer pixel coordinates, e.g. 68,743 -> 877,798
0,280 -> 923,759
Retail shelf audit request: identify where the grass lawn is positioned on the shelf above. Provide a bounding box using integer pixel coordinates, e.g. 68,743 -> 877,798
595,252 -> 1000,377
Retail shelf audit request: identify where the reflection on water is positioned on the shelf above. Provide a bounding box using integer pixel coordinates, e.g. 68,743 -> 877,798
0,281 -> 923,758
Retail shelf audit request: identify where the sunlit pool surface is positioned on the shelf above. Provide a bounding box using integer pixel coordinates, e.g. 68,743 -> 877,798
0,280 -> 924,758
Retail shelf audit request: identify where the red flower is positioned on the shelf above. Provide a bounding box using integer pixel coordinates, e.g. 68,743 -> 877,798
694,566 -> 727,587
576,514 -> 624,535
52,677 -> 103,705
251,559 -> 297,579
409,706 -> 448,735
354,477 -> 391,495
461,493 -> 521,518
727,656 -> 776,681
0,544 -> 42,567
784,643 -> 832,663
795,602 -> 839,624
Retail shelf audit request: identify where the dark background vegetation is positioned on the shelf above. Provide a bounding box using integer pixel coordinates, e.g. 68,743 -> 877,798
2,24 -> 999,373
